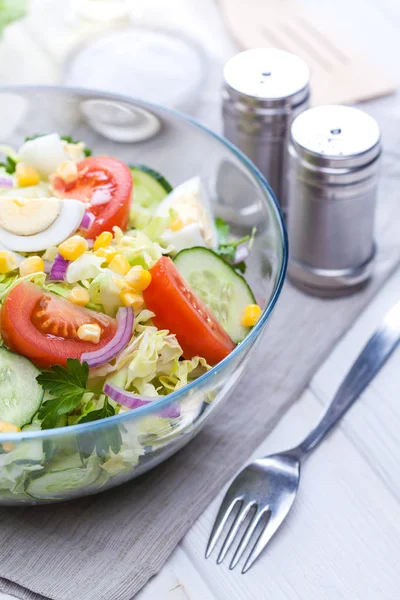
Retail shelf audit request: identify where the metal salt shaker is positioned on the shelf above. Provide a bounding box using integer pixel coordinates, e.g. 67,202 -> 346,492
288,105 -> 381,297
222,48 -> 310,217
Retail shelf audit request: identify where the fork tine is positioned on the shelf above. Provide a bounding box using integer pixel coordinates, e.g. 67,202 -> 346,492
241,510 -> 283,574
216,502 -> 256,565
229,508 -> 269,570
205,497 -> 243,559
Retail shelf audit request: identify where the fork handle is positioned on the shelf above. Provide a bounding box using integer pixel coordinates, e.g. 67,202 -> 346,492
294,301 -> 400,459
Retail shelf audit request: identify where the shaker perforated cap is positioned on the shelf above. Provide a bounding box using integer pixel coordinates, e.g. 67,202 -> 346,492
223,48 -> 310,106
291,105 -> 381,169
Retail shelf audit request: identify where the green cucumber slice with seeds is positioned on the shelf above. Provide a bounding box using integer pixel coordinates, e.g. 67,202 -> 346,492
0,348 -> 44,427
26,461 -> 102,500
174,247 -> 256,343
130,165 -> 172,213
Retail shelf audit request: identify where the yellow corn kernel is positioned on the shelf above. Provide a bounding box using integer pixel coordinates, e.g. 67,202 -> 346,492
114,278 -> 132,291
120,289 -> 144,311
0,420 -> 20,434
93,231 -> 113,251
58,235 -> 88,261
77,323 -> 101,344
241,304 -> 262,327
95,247 -> 118,264
0,419 -> 20,452
19,256 -> 44,277
170,216 -> 184,231
109,253 -> 130,275
125,265 -> 152,292
69,286 -> 90,306
16,162 -> 40,187
55,160 -> 78,183
0,251 -> 18,274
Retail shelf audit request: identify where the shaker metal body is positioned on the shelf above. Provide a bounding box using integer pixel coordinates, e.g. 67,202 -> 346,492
288,105 -> 381,297
222,48 -> 310,216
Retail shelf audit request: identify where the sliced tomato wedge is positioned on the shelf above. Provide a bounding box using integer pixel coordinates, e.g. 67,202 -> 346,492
1,282 -> 117,369
53,156 -> 133,238
143,257 -> 235,365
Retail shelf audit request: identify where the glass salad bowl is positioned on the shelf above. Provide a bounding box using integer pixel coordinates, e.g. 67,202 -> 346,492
0,86 -> 287,505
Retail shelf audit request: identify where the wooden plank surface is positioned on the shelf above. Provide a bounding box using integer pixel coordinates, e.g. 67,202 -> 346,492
0,0 -> 400,599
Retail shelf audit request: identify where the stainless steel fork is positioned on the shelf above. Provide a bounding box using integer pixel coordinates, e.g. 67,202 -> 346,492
206,300 -> 400,573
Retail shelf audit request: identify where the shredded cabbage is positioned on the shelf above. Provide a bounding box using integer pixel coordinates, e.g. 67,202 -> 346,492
66,252 -> 105,283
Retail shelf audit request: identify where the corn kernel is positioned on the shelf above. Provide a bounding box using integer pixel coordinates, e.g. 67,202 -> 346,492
16,162 -> 40,187
0,420 -> 20,434
55,160 -> 78,183
241,304 -> 262,327
120,290 -> 144,311
58,235 -> 88,261
114,278 -> 132,291
109,253 -> 131,275
0,420 -> 21,452
69,286 -> 90,306
19,256 -> 44,277
95,247 -> 118,263
170,216 -> 184,232
93,231 -> 113,251
0,251 -> 18,274
77,323 -> 101,344
125,265 -> 152,292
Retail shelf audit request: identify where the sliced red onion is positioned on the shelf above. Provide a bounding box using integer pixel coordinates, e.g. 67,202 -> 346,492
49,254 -> 69,281
80,210 -> 95,231
80,307 -> 134,368
104,383 -> 180,418
0,176 -> 13,188
234,245 -> 250,265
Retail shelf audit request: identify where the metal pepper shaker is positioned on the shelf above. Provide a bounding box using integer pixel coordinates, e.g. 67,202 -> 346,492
222,48 -> 310,217
287,104 -> 381,297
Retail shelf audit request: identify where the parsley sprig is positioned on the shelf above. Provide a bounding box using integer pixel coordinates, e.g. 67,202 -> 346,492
0,156 -> 17,174
78,397 -> 121,458
37,359 -> 89,429
215,217 -> 252,274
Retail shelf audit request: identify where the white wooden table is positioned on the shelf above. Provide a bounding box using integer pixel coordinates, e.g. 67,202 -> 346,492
1,1 -> 400,598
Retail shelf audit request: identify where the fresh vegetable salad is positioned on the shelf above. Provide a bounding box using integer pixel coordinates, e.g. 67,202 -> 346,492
0,133 -> 260,439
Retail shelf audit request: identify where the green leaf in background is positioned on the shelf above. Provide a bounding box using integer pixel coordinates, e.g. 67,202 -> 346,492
215,216 -> 230,245
0,156 -> 16,174
0,0 -> 27,36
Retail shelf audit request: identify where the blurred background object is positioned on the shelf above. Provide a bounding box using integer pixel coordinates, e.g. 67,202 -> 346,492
0,0 -> 26,36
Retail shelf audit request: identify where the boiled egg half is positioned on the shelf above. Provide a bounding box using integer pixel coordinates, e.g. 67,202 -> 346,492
155,177 -> 218,253
18,133 -> 86,178
0,197 -> 85,252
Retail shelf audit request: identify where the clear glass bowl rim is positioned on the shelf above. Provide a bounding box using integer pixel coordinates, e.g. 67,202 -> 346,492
0,84 -> 288,442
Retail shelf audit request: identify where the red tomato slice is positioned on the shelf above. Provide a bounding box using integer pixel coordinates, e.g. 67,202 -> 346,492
143,257 -> 235,365
1,282 -> 117,369
53,156 -> 133,238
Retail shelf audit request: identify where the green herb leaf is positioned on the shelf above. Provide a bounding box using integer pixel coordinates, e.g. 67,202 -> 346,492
0,156 -> 17,174
37,359 -> 89,429
78,397 -> 121,457
215,217 -> 230,245
79,397 -> 116,423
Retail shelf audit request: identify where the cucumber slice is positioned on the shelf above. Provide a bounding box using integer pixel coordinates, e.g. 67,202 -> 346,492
130,165 -> 172,213
26,462 -> 102,500
174,247 -> 256,343
0,348 -> 44,427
